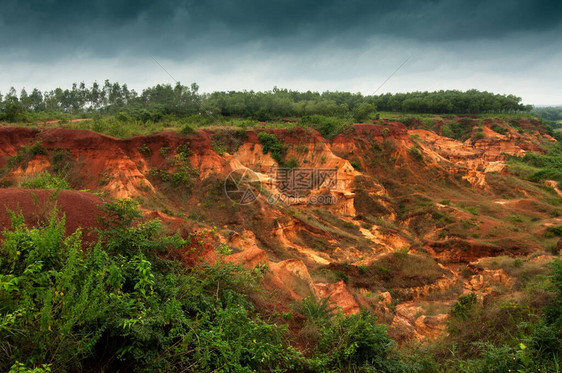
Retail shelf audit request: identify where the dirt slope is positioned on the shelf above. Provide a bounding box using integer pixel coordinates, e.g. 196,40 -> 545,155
0,118 -> 558,341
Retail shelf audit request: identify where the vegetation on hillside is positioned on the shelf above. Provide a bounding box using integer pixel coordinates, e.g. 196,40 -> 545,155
1,83 -> 561,372
0,197 -> 559,372
508,142 -> 562,183
0,200 -> 408,372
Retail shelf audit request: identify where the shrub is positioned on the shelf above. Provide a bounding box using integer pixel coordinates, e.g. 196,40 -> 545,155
20,172 -> 70,190
464,206 -> 479,215
441,119 -> 473,140
159,146 -> 170,158
352,103 -> 376,123
310,311 -> 404,372
509,119 -> 521,128
175,143 -> 193,160
137,143 -> 151,155
116,112 -> 130,122
370,252 -> 445,289
5,142 -> 46,170
300,115 -> 344,139
450,292 -> 477,320
180,123 -> 195,135
49,148 -> 74,177
473,131 -> 486,140
438,260 -> 562,370
491,124 -> 508,135
284,157 -> 299,169
440,124 -> 453,138
210,129 -> 248,155
258,132 -> 285,164
371,140 -> 383,152
349,159 -> 361,170
409,146 -> 423,161
293,294 -> 337,323
0,201 -> 298,371
545,225 -> 562,237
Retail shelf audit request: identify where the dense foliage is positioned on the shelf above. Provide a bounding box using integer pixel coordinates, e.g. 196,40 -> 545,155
0,199 -> 410,372
0,201 -> 287,371
374,90 -> 530,114
532,106 -> 562,124
1,197 -> 559,372
508,142 -> 562,183
430,261 -> 562,373
0,82 -> 530,124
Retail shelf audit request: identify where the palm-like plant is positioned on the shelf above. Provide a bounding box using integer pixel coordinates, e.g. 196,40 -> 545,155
293,293 -> 338,323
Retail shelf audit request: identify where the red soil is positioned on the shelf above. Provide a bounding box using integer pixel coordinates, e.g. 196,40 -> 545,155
0,189 -> 105,241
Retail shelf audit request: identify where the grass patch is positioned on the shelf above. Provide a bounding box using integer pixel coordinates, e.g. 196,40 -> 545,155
210,128 -> 248,155
20,172 -> 70,190
371,251 -> 446,289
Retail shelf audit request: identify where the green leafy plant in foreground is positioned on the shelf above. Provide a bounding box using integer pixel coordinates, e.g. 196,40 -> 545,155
20,172 -> 70,190
1,197 -> 560,372
0,201 -> 296,372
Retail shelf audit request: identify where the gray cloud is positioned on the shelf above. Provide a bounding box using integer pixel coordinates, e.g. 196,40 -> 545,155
0,0 -> 561,105
1,0 -> 561,59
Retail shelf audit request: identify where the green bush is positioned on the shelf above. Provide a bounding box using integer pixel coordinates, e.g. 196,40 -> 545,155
300,115 -> 345,139
509,143 -> 562,183
433,259 -> 562,371
309,311 -> 405,372
491,124 -> 508,135
545,225 -> 562,237
450,292 -> 477,320
349,159 -> 361,170
0,201 -> 299,371
284,157 -> 299,169
20,172 -> 70,190
210,129 -> 248,155
409,146 -> 423,161
5,142 -> 46,170
1,197 -> 433,371
258,132 -> 285,164
473,131 -> 485,140
352,103 -> 376,123
440,119 -> 473,140
180,123 -> 195,135
293,294 -> 337,323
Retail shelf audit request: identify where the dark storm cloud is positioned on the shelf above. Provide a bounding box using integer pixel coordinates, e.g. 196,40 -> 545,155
1,0 -> 561,59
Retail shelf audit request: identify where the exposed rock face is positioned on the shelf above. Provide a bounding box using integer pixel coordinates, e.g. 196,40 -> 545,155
394,275 -> 458,300
464,269 -> 512,294
390,302 -> 451,341
408,125 -> 544,189
414,315 -> 449,340
0,118 -> 557,342
379,291 -> 392,305
315,280 -> 360,315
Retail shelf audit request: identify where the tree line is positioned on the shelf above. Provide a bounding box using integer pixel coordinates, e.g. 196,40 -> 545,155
0,81 -> 531,123
532,106 -> 562,126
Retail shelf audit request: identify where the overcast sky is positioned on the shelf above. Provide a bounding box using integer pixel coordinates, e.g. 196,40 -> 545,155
0,0 -> 561,105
